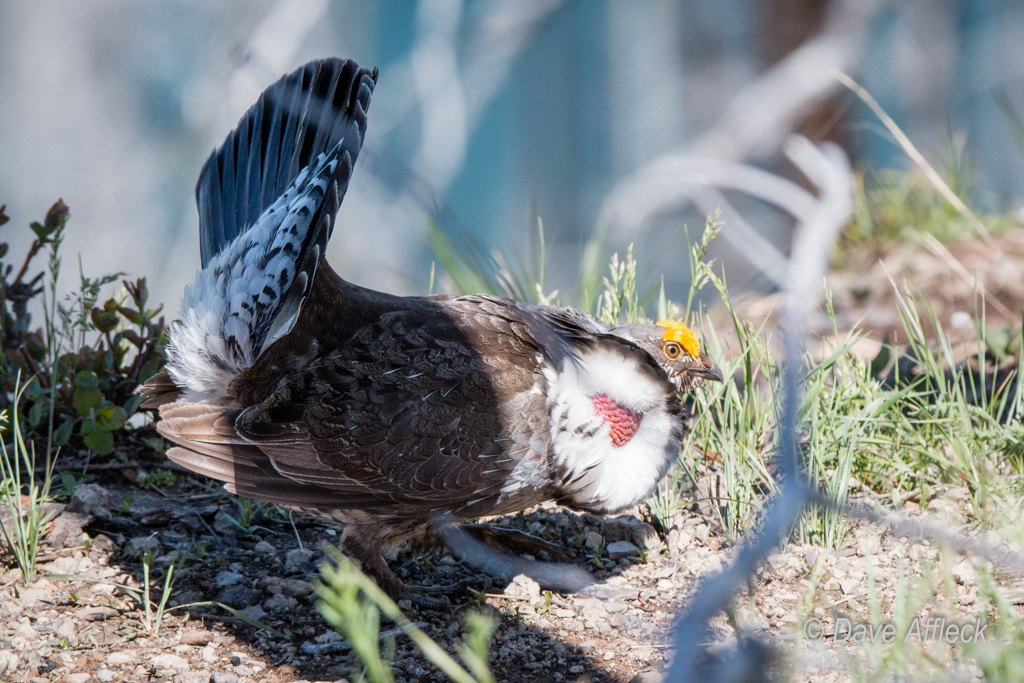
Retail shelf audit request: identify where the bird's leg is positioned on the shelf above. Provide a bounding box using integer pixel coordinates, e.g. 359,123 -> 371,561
341,534 -> 449,610
414,576 -> 487,595
461,524 -> 572,559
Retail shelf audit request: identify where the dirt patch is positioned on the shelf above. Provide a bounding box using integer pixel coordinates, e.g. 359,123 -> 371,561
1,444 -> 1018,683
713,227 -> 1024,360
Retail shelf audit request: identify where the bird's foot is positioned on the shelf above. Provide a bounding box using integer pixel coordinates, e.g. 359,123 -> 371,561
397,577 -> 485,610
415,576 -> 486,595
398,589 -> 450,611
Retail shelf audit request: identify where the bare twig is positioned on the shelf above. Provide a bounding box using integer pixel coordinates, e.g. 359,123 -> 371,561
601,0 -> 886,237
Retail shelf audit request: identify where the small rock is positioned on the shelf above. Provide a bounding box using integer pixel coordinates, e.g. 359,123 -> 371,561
839,577 -> 861,595
96,669 -> 116,682
217,586 -> 260,608
651,566 -> 674,579
0,598 -> 22,618
606,540 -> 640,560
55,618 -> 76,639
601,517 -> 661,550
202,646 -> 218,663
152,653 -> 190,671
280,578 -> 314,597
254,540 -> 277,556
604,601 -> 627,613
89,534 -> 117,552
952,559 -> 978,586
211,673 -> 239,683
578,599 -> 607,620
240,605 -> 267,621
175,671 -> 213,683
569,665 -> 585,674
656,579 -> 674,591
263,593 -> 298,612
215,571 -> 245,588
107,651 -> 136,666
553,608 -> 576,618
504,574 -> 541,601
63,673 -> 91,683
67,483 -> 111,520
584,531 -> 604,554
285,548 -> 314,573
13,622 -> 38,641
18,586 -> 51,606
0,651 -> 18,674
549,512 -> 569,527
857,535 -> 881,557
315,630 -> 344,644
698,554 -> 725,577
629,673 -> 662,683
212,510 -> 237,534
48,511 -> 91,549
180,630 -> 216,646
127,535 -> 161,555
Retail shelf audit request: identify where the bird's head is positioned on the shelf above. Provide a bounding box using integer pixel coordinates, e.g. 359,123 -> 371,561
609,319 -> 724,393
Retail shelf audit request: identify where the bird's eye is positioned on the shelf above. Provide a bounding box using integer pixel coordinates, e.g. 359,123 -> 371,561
664,342 -> 683,359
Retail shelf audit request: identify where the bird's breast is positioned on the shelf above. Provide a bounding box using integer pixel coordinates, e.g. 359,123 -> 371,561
542,345 -> 683,513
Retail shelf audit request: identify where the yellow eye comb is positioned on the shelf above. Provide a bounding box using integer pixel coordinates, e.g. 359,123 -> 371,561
657,319 -> 700,358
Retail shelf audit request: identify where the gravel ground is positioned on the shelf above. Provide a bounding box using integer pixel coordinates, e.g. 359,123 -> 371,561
0,450 -> 1015,683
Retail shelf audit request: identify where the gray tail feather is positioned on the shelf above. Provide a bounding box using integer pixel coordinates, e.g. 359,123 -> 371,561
196,58 -> 377,268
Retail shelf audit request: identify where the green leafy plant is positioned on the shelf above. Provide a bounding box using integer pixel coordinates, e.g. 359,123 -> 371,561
137,470 -> 176,491
0,201 -> 166,457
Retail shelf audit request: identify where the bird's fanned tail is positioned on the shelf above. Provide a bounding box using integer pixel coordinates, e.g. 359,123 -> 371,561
197,58 -> 377,267
163,59 -> 377,403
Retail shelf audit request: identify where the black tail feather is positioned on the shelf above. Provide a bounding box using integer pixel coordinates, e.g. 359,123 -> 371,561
197,58 -> 378,268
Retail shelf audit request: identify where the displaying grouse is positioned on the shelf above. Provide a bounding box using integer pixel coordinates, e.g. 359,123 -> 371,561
144,57 -> 724,604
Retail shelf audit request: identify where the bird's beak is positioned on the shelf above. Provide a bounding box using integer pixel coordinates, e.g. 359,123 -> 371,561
692,354 -> 725,383
694,363 -> 725,383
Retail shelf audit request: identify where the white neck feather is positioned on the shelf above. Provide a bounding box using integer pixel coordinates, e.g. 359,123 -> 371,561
545,344 -> 682,514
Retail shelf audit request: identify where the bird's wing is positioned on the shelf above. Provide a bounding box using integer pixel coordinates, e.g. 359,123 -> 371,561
230,297 -> 554,514
157,401 -> 391,510
534,304 -> 612,342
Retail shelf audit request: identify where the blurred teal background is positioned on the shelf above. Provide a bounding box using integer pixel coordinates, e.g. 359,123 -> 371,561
2,0 -> 1024,312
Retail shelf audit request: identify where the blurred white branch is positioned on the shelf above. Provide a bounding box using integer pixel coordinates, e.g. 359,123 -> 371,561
665,135 -> 854,681
180,0 -> 330,139
412,0 -> 468,189
782,136 -> 853,324
224,0 -> 329,130
369,0 -> 566,193
601,0 -> 886,240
